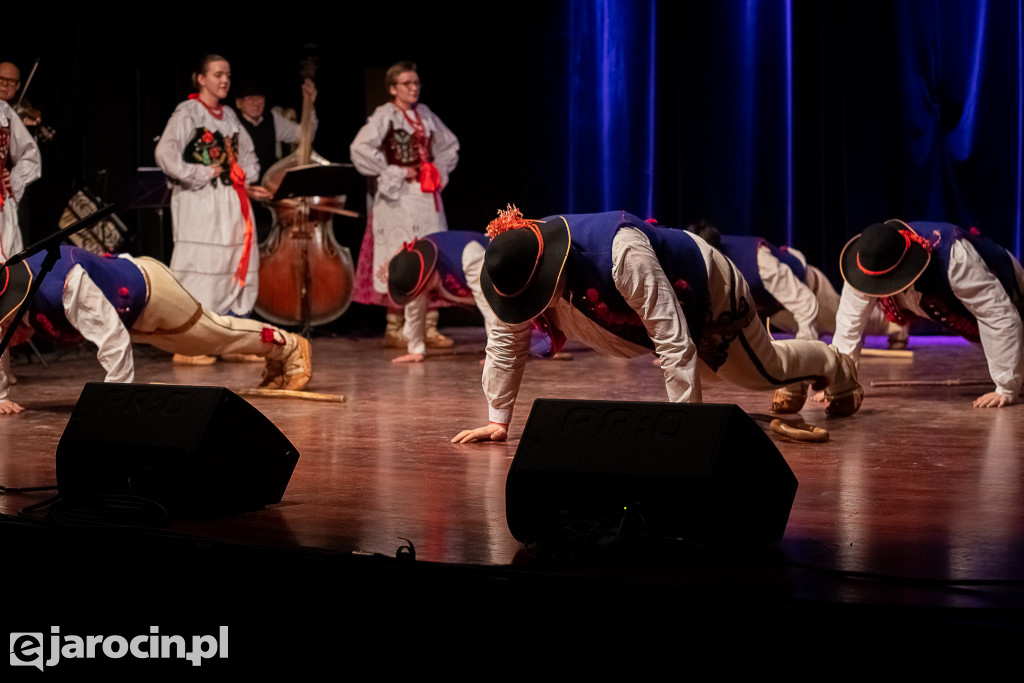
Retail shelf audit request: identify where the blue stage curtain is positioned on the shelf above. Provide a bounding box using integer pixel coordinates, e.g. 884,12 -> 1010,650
658,0 -> 793,241
550,1 -> 1022,275
560,1 -> 794,232
563,0 -> 658,216
894,0 -> 1023,255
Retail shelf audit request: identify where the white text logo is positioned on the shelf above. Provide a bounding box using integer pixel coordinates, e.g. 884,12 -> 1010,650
9,626 -> 228,669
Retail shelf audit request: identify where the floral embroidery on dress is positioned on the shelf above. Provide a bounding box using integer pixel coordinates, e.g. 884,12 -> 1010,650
183,127 -> 240,187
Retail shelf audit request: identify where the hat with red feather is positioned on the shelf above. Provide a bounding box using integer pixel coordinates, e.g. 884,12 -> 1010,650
480,205 -> 571,325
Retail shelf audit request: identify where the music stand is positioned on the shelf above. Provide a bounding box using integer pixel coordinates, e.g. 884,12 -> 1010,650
124,168 -> 173,262
271,163 -> 352,202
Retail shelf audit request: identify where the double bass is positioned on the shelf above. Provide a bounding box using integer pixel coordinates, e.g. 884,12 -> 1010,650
255,61 -> 354,332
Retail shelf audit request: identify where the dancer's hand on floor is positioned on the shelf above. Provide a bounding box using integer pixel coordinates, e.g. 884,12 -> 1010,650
0,399 -> 25,415
452,423 -> 507,443
973,392 -> 1015,408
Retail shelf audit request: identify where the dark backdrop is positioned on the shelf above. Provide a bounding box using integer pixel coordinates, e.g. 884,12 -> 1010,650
4,1 -> 1021,332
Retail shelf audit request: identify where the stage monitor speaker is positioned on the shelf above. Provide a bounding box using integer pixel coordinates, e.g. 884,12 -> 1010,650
56,383 -> 300,516
506,399 -> 797,545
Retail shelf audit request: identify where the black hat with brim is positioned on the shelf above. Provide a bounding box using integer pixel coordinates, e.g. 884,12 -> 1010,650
840,219 -> 932,297
233,75 -> 267,99
481,216 -> 571,325
0,260 -> 32,328
388,238 -> 439,306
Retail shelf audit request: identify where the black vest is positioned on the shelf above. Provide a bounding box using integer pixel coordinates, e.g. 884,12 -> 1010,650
238,114 -> 277,181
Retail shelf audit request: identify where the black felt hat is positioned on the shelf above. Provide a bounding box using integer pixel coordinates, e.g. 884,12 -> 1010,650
481,216 -> 571,325
0,260 -> 32,327
387,238 -> 439,306
233,76 -> 267,99
839,219 -> 932,296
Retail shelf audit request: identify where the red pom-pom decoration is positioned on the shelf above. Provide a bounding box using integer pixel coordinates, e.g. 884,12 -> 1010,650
486,204 -> 538,240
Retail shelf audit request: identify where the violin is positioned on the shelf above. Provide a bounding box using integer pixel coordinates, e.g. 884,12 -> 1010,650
14,100 -> 55,143
14,59 -> 55,143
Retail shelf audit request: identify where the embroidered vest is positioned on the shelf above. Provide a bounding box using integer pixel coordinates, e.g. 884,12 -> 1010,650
720,235 -> 807,318
425,231 -> 489,302
26,246 -> 149,342
881,222 -> 1023,342
383,121 -> 432,167
550,212 -> 710,350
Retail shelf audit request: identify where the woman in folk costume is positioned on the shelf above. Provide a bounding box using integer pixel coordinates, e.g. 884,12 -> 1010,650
0,98 -> 40,261
155,54 -> 271,363
350,60 -> 459,349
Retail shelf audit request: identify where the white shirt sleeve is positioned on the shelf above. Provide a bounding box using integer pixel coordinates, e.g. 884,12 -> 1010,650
948,240 -> 1024,398
482,319 -> 533,425
757,245 -> 819,340
349,106 -> 392,178
8,111 -> 40,202
403,294 -> 428,355
612,227 -> 701,402
349,106 -> 407,199
63,265 -> 135,384
463,241 -> 499,341
832,283 -> 876,364
271,108 -> 316,145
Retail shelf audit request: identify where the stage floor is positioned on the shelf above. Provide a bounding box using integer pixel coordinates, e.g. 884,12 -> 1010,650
2,327 -> 1022,651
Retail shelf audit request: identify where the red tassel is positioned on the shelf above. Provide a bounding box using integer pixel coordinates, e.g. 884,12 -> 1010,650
486,204 -> 537,239
901,228 -> 934,252
419,162 -> 441,193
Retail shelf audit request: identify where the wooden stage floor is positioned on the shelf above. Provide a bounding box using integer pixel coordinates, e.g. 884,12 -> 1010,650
1,326 -> 1022,658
